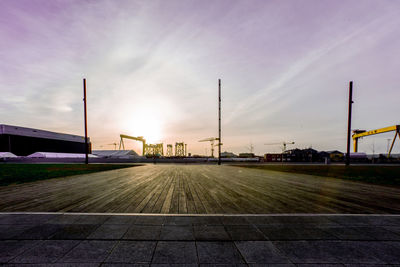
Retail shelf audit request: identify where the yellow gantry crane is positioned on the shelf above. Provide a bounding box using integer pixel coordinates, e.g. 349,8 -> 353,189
352,125 -> 400,156
119,134 -> 146,156
119,134 -> 164,156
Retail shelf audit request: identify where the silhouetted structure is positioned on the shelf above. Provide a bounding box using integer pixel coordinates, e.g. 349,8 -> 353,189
0,124 -> 91,156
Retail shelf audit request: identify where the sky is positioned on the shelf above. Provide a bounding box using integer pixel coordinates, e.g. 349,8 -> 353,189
1,0 -> 400,156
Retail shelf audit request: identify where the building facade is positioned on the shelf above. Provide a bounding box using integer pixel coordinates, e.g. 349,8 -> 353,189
0,124 -> 91,156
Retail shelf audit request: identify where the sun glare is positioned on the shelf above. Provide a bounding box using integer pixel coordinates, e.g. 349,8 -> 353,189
125,116 -> 163,144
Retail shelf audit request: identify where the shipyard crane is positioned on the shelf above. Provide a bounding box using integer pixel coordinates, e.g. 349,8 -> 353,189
119,134 -> 146,156
199,137 -> 219,157
264,141 -> 295,152
352,125 -> 400,157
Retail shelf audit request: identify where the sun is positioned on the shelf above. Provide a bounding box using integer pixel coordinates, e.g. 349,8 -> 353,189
125,115 -> 163,144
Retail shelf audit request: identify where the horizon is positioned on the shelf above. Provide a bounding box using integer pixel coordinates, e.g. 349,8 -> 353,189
1,0 -> 400,156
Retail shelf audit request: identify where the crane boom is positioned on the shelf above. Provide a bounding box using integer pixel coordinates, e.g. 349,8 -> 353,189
119,134 -> 146,156
352,125 -> 400,156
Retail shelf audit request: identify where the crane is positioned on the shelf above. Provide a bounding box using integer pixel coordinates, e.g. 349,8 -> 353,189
199,137 -> 219,157
119,134 -> 146,156
264,141 -> 295,152
352,125 -> 400,157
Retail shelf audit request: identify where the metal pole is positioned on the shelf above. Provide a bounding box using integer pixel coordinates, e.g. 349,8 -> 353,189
218,79 -> 221,165
346,81 -> 353,166
83,78 -> 88,164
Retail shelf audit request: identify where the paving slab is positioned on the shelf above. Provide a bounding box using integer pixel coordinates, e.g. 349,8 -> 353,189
46,215 -> 82,224
87,224 -> 130,239
0,224 -> 35,239
9,240 -> 80,263
296,264 -> 345,267
247,264 -> 296,267
59,240 -> 116,263
152,241 -> 197,264
257,226 -> 336,240
72,215 -> 110,225
194,225 -> 231,241
2,213 -> 400,265
225,225 -> 267,241
350,241 -> 400,264
152,264 -> 197,267
221,216 -> 250,226
0,214 -> 57,225
354,226 -> 400,240
103,215 -> 137,225
247,215 -> 341,227
134,216 -> 165,225
235,241 -> 290,264
102,264 -> 149,267
272,241 -> 343,264
123,225 -> 162,240
105,240 -> 156,263
50,224 -> 99,240
0,240 -> 39,263
196,241 -> 244,264
273,240 -> 384,264
200,264 -> 248,267
164,216 -> 195,225
319,226 -> 375,241
191,216 -> 222,225
15,224 -> 64,240
329,216 -> 394,227
160,225 -> 194,240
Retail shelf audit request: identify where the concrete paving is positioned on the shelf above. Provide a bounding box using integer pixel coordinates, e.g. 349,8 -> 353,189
1,213 -> 400,265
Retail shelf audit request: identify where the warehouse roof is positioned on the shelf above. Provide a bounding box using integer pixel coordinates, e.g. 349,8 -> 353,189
0,124 -> 89,143
27,152 -> 98,158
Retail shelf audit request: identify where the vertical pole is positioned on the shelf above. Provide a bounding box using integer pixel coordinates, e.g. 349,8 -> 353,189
83,78 -> 88,164
346,81 -> 353,166
218,79 -> 221,165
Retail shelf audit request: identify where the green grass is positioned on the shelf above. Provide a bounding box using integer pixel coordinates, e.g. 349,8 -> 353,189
234,164 -> 400,186
0,164 -> 139,186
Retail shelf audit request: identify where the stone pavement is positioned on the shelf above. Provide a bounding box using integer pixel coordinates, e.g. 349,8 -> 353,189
1,213 -> 400,266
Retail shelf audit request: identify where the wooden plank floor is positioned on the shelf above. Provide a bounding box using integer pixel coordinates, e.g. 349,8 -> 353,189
1,164 -> 400,213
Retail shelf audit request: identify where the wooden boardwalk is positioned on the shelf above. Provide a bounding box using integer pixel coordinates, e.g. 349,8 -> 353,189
1,164 -> 400,213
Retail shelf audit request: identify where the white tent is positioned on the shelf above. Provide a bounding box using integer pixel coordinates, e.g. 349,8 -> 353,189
92,150 -> 141,159
27,152 -> 98,158
0,152 -> 17,158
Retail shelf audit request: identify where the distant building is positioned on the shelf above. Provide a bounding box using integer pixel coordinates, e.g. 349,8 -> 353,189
0,124 -> 91,156
284,148 -> 318,162
238,153 -> 255,158
264,153 -> 288,162
326,150 -> 344,162
220,151 -> 237,158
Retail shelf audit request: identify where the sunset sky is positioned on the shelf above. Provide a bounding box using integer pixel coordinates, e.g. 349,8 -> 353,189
1,0 -> 400,155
